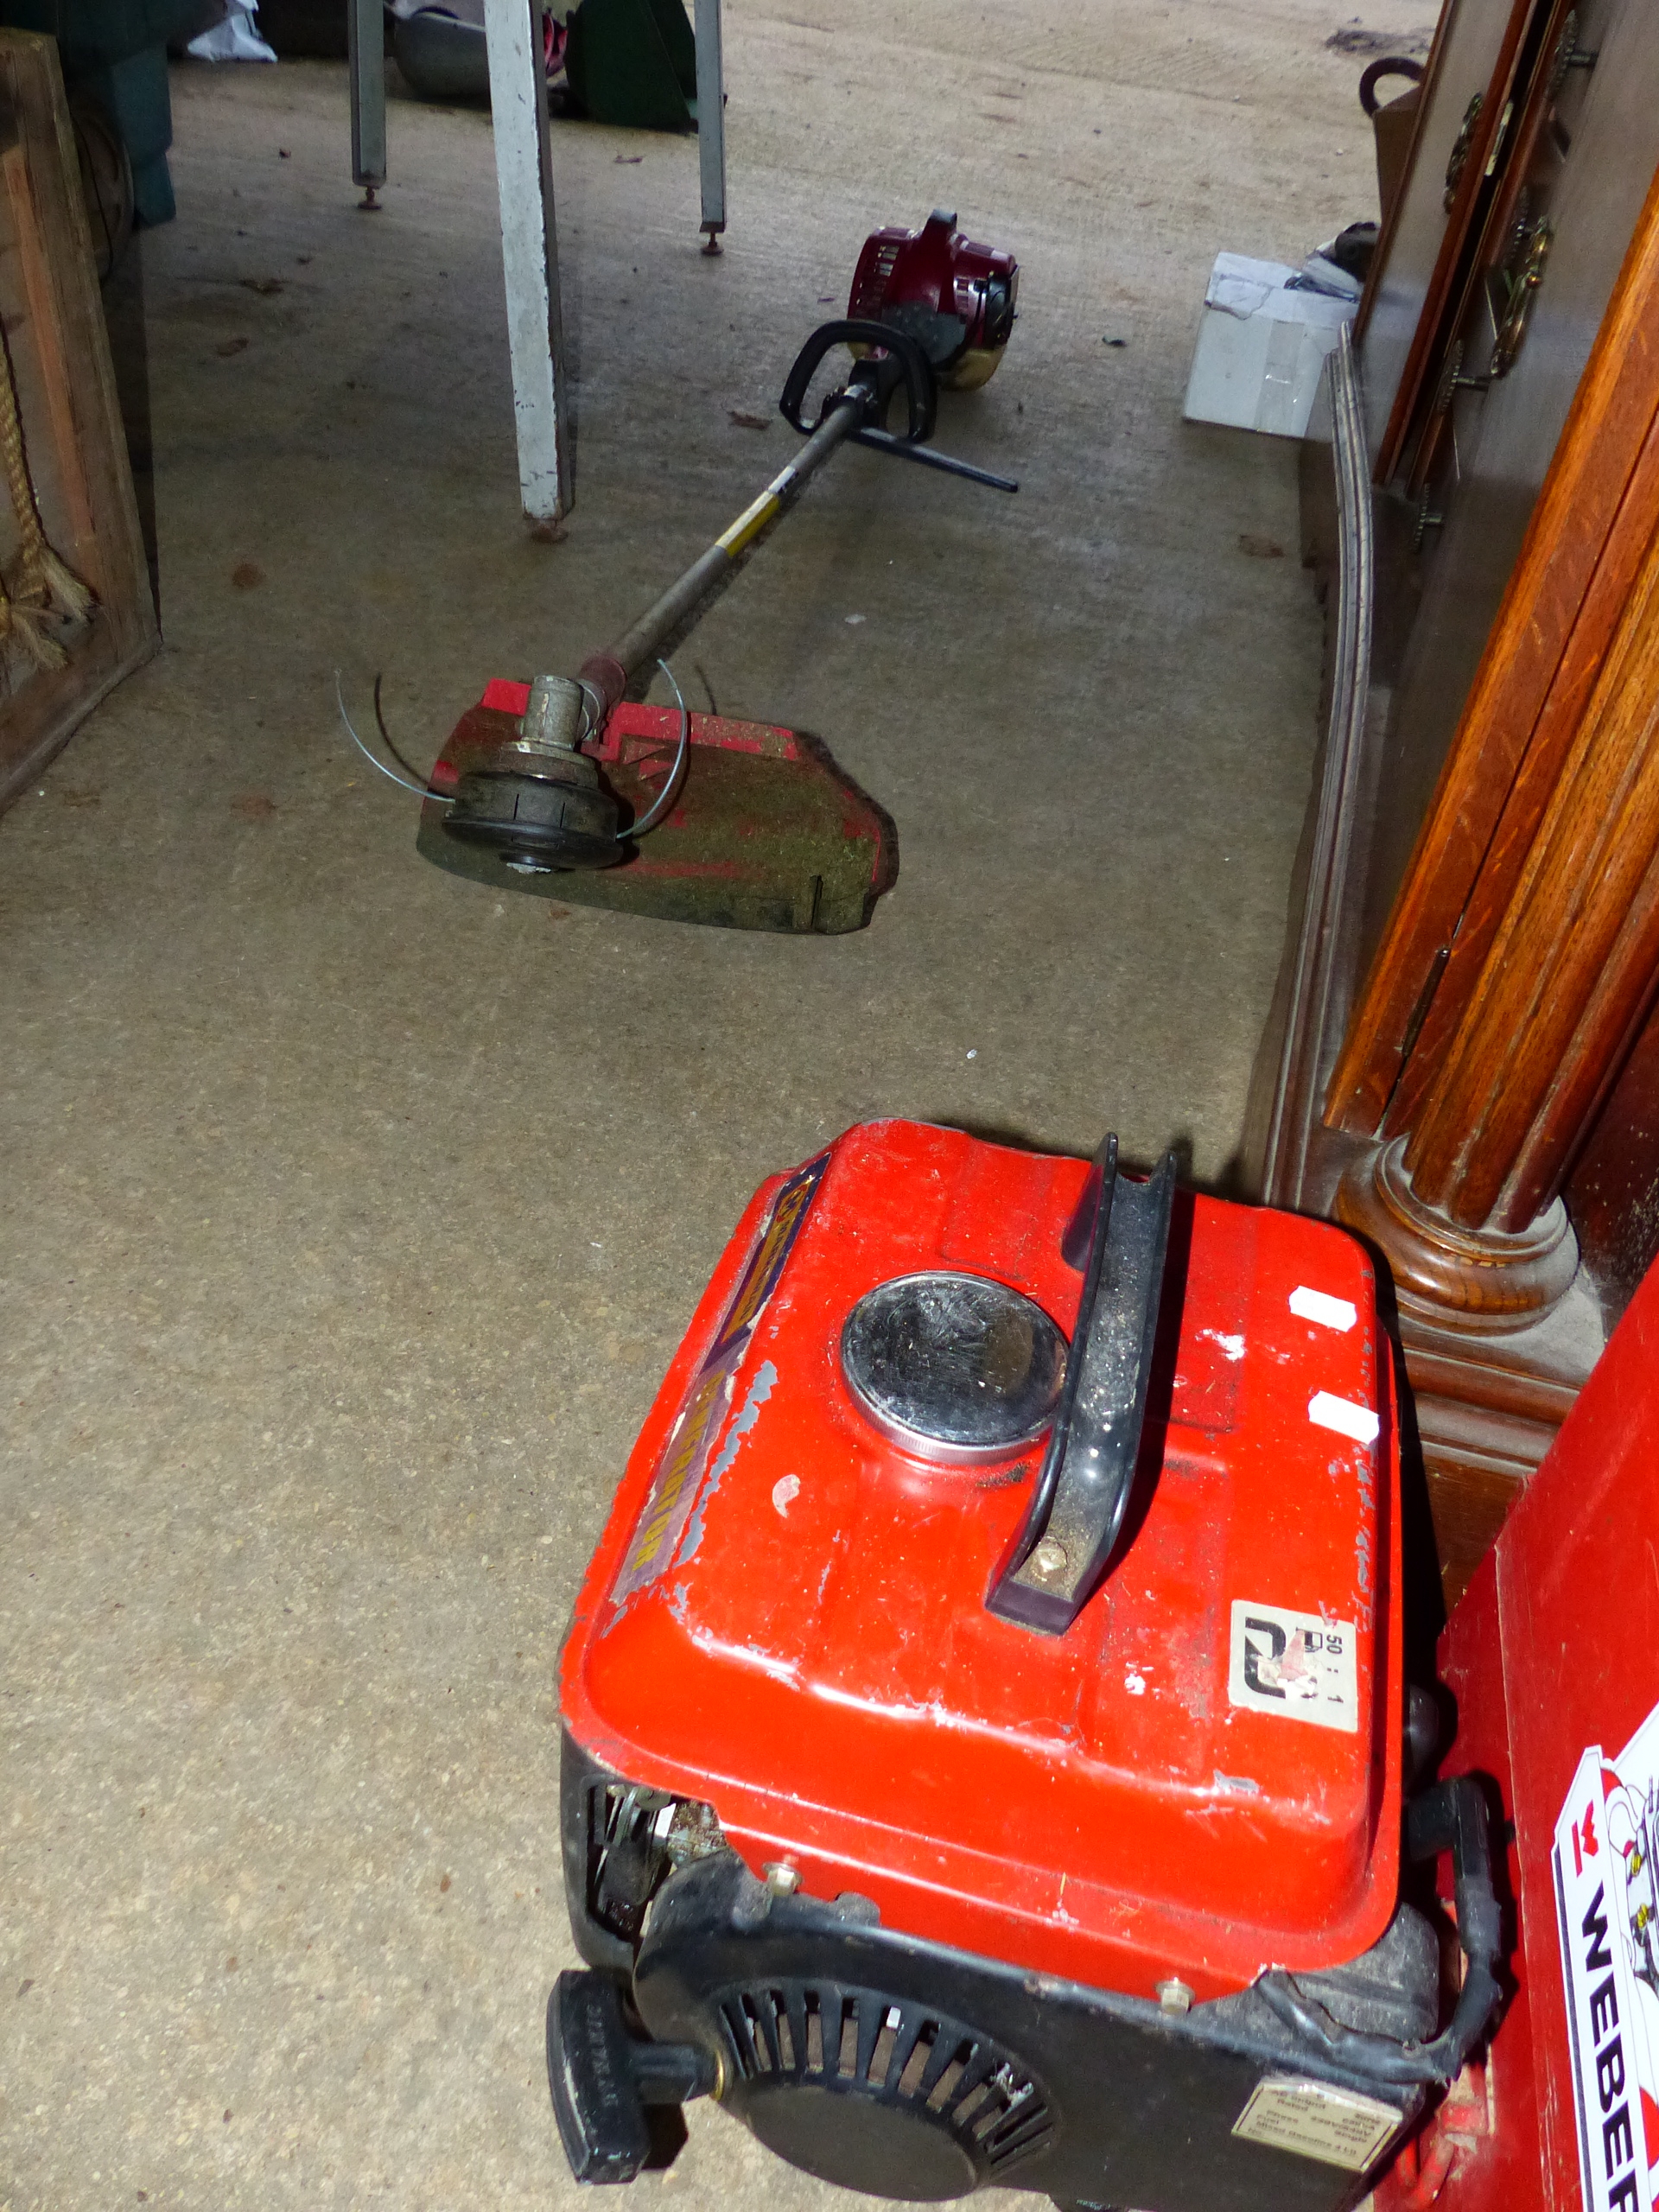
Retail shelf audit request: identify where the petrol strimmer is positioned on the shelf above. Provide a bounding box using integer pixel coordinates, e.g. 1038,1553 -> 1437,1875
349,214 -> 1019,934
547,1120 -> 1503,2208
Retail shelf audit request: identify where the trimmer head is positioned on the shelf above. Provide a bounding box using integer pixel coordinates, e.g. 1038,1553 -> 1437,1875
418,683 -> 897,932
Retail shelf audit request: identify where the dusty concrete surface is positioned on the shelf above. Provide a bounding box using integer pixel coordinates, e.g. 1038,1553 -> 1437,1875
3,3 -> 1432,2206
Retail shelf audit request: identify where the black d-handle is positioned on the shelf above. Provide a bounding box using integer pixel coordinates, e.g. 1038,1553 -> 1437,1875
779,318 -> 938,445
988,1139 -> 1176,1637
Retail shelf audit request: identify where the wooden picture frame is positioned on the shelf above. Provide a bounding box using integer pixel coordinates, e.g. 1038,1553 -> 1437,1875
0,27 -> 156,811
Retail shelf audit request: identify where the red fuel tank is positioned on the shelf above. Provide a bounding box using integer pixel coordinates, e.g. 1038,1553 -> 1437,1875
562,1120 -> 1403,2009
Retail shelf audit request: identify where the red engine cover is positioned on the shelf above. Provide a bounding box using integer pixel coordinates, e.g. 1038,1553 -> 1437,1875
847,211 -> 1019,387
562,1122 -> 1402,2005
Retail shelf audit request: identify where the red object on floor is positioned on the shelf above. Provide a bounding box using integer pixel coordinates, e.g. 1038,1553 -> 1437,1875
419,688 -> 896,934
1374,1256 -> 1659,2210
562,1119 -> 1404,2006
847,211 -> 1019,387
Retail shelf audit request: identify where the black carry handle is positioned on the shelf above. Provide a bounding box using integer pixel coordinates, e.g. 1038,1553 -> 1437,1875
987,1140 -> 1177,1636
1257,1777 -> 1503,2087
779,319 -> 937,444
546,1970 -> 717,2184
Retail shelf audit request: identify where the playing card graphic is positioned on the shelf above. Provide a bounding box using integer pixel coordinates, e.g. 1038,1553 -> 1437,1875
1555,1707 -> 1659,2211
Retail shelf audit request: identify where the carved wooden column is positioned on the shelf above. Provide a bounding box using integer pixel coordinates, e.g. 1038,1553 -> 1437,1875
1335,518 -> 1659,1327
1310,162 -> 1659,1596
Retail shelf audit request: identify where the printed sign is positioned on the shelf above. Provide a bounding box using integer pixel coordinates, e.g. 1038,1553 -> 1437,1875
1228,1599 -> 1358,1732
1231,2075 -> 1402,2169
608,1154 -> 827,1605
1554,1707 -> 1659,2212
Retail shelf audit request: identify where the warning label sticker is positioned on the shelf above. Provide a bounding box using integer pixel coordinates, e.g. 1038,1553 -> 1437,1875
1554,1703 -> 1659,2212
1228,1599 -> 1359,1732
1231,2075 -> 1401,2170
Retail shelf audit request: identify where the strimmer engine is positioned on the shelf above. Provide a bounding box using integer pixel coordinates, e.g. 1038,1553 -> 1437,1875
549,1122 -> 1502,2209
849,210 -> 1019,388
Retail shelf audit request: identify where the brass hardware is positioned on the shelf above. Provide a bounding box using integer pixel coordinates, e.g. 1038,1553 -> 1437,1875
1501,186 -> 1533,274
1482,99 -> 1514,181
1433,340 -> 1491,416
1548,9 -> 1599,98
1444,92 -> 1483,211
1491,221 -> 1552,378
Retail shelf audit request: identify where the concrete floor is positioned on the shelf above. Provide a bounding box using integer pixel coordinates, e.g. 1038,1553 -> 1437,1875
2,3 -> 1432,2205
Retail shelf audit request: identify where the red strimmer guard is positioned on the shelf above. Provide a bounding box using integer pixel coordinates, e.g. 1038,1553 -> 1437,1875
552,1123 -> 1498,2208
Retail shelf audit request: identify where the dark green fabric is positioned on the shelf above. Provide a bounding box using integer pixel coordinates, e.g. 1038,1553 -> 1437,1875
563,0 -> 696,132
0,0 -> 202,72
89,48 -> 175,220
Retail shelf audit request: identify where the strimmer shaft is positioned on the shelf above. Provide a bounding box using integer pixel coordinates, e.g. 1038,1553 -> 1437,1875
436,321 -> 976,877
575,403 -> 861,722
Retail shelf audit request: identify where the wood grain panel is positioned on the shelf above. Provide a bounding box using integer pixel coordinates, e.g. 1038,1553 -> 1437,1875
1567,997 -> 1659,1320
1326,156 -> 1659,1139
1403,514 -> 1659,1226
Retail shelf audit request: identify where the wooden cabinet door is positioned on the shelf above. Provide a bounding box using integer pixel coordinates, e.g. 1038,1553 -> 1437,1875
1338,0 -> 1659,1122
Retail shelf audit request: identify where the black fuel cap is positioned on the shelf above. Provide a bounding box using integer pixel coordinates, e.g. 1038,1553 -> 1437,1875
840,1272 -> 1065,1463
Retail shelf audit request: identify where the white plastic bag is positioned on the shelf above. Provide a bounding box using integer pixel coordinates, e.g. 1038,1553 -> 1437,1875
188,2 -> 277,63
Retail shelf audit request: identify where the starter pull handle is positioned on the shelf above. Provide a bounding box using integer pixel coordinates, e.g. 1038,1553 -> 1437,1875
987,1139 -> 1176,1636
547,1970 -> 717,2183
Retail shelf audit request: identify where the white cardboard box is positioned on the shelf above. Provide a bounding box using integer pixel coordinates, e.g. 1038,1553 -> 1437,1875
1183,252 -> 1357,440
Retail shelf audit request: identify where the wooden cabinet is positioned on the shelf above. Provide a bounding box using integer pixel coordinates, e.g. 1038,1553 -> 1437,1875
1247,0 -> 1659,1604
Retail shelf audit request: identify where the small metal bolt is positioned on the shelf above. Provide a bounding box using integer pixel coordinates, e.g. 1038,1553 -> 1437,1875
1156,1978 -> 1194,2015
763,1862 -> 800,1897
1031,1540 -> 1070,1577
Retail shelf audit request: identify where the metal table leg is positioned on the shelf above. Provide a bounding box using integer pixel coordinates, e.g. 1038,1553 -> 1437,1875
694,0 -> 725,253
347,0 -> 387,207
483,0 -> 572,525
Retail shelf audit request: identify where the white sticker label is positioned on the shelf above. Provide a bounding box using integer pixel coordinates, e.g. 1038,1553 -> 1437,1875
1289,1285 -> 1357,1332
1232,2075 -> 1402,2170
1554,1716 -> 1659,2212
1228,1601 -> 1358,1732
1308,1389 -> 1380,1445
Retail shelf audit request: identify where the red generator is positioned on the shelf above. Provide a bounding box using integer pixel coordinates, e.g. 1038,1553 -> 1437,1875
550,1122 -> 1500,2208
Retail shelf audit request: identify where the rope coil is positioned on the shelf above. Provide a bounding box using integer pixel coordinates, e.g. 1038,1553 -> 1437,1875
0,314 -> 95,680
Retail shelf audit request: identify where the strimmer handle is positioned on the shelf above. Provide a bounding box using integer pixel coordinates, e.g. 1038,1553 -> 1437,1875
779,318 -> 937,443
779,320 -> 1016,491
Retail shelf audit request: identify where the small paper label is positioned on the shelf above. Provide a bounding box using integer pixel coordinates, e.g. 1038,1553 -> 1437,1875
1229,1600 -> 1358,1732
1232,2075 -> 1401,2169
